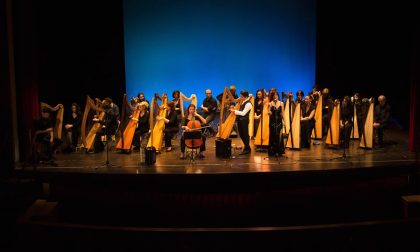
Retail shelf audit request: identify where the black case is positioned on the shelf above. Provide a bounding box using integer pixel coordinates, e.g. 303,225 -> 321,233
144,147 -> 156,165
215,138 -> 231,158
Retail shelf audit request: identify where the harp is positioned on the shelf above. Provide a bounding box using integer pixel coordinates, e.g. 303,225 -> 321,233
179,92 -> 197,118
216,87 -> 240,139
115,94 -> 140,151
248,94 -> 255,138
282,94 -> 295,134
147,94 -> 168,151
325,100 -> 340,146
40,102 -> 64,140
359,99 -> 374,149
80,96 -> 105,152
350,103 -> 360,139
254,97 -> 270,146
286,103 -> 301,149
311,94 -> 323,139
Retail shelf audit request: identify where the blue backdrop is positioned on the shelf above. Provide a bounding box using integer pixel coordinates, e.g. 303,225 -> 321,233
124,0 -> 316,104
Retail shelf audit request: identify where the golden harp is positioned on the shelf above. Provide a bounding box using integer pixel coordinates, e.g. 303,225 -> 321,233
254,97 -> 270,146
286,103 -> 301,149
147,94 -> 168,151
350,103 -> 359,139
40,102 -> 64,140
359,99 -> 374,149
216,87 -> 240,139
115,94 -> 142,151
311,94 -> 323,139
179,92 -> 197,118
80,96 -> 105,152
325,100 -> 340,146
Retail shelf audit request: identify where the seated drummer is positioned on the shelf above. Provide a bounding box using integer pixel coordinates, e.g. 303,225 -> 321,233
179,104 -> 207,159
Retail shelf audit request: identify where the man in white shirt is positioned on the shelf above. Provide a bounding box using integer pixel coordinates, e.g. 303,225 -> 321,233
231,90 -> 253,155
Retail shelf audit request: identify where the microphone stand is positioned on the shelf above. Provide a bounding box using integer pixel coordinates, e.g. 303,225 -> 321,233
96,110 -> 119,169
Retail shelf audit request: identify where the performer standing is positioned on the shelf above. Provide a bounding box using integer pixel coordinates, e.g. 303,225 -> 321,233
340,96 -> 353,148
300,95 -> 316,148
352,93 -> 364,137
267,89 -> 285,156
253,89 -> 265,138
231,90 -> 253,155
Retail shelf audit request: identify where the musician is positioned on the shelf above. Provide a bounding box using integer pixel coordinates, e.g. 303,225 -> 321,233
217,85 -> 238,103
321,88 -> 333,137
373,95 -> 391,147
309,84 -> 320,102
172,90 -> 181,119
179,104 -> 207,159
300,95 -> 316,148
231,90 -> 253,155
253,89 -> 265,137
200,89 -> 217,136
352,93 -> 364,137
91,97 -> 120,153
63,102 -> 83,152
135,92 -> 149,111
156,101 -> 179,152
267,89 -> 285,156
340,96 -> 353,148
33,107 -> 62,164
217,85 -> 239,136
132,101 -> 150,151
295,90 -> 304,105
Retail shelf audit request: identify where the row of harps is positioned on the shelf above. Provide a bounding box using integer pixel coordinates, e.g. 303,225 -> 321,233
251,94 -> 375,149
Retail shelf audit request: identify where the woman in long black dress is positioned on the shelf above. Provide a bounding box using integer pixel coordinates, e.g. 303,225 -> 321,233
268,89 -> 285,156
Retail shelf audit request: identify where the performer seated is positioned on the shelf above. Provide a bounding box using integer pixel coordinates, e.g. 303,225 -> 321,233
300,95 -> 316,148
90,98 -> 120,153
63,102 -> 83,152
200,89 -> 217,136
373,95 -> 390,147
132,101 -> 150,151
180,104 -> 207,159
33,107 -> 62,164
156,101 -> 179,152
340,96 -> 353,148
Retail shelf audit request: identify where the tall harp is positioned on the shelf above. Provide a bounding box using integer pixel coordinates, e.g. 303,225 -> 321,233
179,92 -> 197,118
115,94 -> 140,151
311,94 -> 323,139
254,97 -> 270,146
286,103 -> 301,149
80,96 -> 105,152
282,94 -> 295,135
350,103 -> 359,139
248,94 -> 255,138
325,100 -> 340,146
216,87 -> 240,139
147,94 -> 168,151
360,99 -> 374,149
40,102 -> 64,140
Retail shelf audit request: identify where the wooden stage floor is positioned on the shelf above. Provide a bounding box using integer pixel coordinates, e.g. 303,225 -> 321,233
20,128 -> 417,174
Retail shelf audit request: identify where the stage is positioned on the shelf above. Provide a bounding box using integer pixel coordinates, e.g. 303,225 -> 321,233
19,128 -> 416,174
